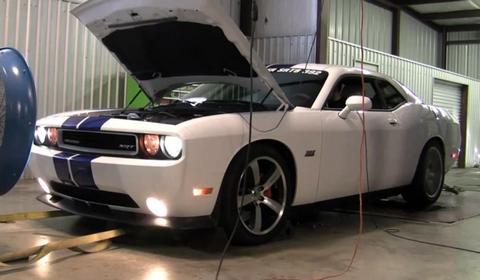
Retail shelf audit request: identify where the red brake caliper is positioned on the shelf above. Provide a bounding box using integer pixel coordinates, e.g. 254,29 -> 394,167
264,187 -> 273,198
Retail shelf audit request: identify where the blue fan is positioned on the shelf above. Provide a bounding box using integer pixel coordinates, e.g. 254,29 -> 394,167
0,48 -> 37,195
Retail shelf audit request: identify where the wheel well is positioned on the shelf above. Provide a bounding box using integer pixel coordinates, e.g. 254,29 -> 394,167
216,139 -> 297,207
423,137 -> 446,172
425,137 -> 445,158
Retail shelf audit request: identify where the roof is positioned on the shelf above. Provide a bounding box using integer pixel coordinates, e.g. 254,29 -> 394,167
289,63 -> 392,79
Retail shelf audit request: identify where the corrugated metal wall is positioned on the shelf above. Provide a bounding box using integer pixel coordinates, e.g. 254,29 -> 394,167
0,0 -> 127,119
254,35 -> 317,65
329,0 -> 392,53
399,12 -> 441,67
447,31 -> 480,80
255,0 -> 317,37
251,0 -> 317,65
329,37 -> 480,167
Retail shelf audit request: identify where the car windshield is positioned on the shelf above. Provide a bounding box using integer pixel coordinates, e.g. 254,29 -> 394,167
152,70 -> 328,109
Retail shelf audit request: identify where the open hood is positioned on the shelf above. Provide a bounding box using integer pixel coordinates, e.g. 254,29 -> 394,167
72,0 -> 289,106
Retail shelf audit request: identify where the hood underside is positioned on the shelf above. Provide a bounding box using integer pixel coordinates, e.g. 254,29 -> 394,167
72,0 -> 289,106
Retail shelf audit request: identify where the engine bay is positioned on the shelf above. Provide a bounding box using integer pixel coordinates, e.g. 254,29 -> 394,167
84,100 -> 272,125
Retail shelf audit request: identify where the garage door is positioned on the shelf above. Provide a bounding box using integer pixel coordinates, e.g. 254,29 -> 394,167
432,80 -> 463,167
432,80 -> 463,124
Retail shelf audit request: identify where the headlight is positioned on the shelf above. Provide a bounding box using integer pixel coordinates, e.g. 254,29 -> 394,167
35,126 -> 58,146
143,134 -> 161,157
34,126 -> 47,145
161,136 -> 182,159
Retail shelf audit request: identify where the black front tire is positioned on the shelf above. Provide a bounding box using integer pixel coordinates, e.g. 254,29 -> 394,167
402,142 -> 444,208
221,144 -> 293,245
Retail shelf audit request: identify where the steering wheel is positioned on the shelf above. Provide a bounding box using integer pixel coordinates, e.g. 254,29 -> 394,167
0,48 -> 37,195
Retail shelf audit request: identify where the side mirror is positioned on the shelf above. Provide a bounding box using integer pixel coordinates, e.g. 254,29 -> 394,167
338,95 -> 372,119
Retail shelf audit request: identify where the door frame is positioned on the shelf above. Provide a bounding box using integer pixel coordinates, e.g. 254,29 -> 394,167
433,78 -> 468,168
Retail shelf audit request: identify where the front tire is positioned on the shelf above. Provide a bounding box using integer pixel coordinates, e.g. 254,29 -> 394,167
402,142 -> 444,208
222,145 -> 293,245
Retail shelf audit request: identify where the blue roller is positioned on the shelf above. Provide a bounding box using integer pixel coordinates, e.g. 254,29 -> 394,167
0,48 -> 37,195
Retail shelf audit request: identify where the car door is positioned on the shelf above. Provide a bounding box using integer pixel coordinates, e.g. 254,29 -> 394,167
365,79 -> 411,191
316,76 -> 370,201
316,75 -> 410,201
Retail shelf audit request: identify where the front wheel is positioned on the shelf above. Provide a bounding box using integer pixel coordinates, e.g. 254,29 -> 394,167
222,145 -> 293,245
402,143 -> 444,208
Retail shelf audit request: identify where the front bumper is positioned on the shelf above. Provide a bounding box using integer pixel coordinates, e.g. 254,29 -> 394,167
30,145 -> 222,219
38,194 -> 216,229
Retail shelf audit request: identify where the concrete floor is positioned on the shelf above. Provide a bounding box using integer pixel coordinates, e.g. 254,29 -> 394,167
0,169 -> 479,280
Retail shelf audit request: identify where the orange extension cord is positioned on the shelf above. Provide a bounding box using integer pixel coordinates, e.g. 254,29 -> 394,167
315,0 -> 367,279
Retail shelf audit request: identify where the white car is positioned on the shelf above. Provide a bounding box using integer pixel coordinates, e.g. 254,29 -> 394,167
30,0 -> 460,244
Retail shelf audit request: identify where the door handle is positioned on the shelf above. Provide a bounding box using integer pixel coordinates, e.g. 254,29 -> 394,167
388,118 -> 399,126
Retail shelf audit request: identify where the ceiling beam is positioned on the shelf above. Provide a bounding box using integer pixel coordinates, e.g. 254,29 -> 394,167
391,0 -> 464,6
403,7 -> 443,31
446,24 -> 480,31
446,39 -> 480,45
367,0 -> 442,31
423,10 -> 480,20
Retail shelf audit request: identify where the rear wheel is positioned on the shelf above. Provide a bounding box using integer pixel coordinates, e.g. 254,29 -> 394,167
222,145 -> 292,245
402,142 -> 444,208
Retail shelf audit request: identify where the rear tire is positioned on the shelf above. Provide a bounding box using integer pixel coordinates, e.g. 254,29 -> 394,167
402,142 -> 444,208
221,145 -> 293,245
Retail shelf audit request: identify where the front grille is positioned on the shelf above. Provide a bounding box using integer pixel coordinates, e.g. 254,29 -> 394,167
50,181 -> 139,208
59,129 -> 138,156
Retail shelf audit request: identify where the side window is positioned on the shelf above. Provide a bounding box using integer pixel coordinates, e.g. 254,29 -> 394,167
324,77 -> 384,110
375,80 -> 407,109
280,82 -> 324,107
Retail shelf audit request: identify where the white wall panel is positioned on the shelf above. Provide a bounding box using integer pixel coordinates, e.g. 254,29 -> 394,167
254,0 -> 317,37
254,34 -> 317,65
399,12 -> 441,67
448,31 -> 480,41
329,0 -> 392,53
447,31 -> 480,80
329,37 -> 480,167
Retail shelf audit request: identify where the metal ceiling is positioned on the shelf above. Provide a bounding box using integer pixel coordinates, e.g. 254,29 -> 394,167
389,0 -> 480,31
367,0 -> 480,32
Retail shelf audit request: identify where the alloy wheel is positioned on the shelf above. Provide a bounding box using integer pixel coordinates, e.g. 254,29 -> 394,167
236,156 -> 287,235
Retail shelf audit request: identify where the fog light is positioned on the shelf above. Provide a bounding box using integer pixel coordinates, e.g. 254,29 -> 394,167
37,178 -> 50,194
146,197 -> 168,217
154,218 -> 169,227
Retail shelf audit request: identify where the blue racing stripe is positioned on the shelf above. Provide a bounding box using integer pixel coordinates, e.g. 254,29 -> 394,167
53,152 -> 75,185
62,116 -> 87,129
70,155 -> 99,189
77,116 -> 110,131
